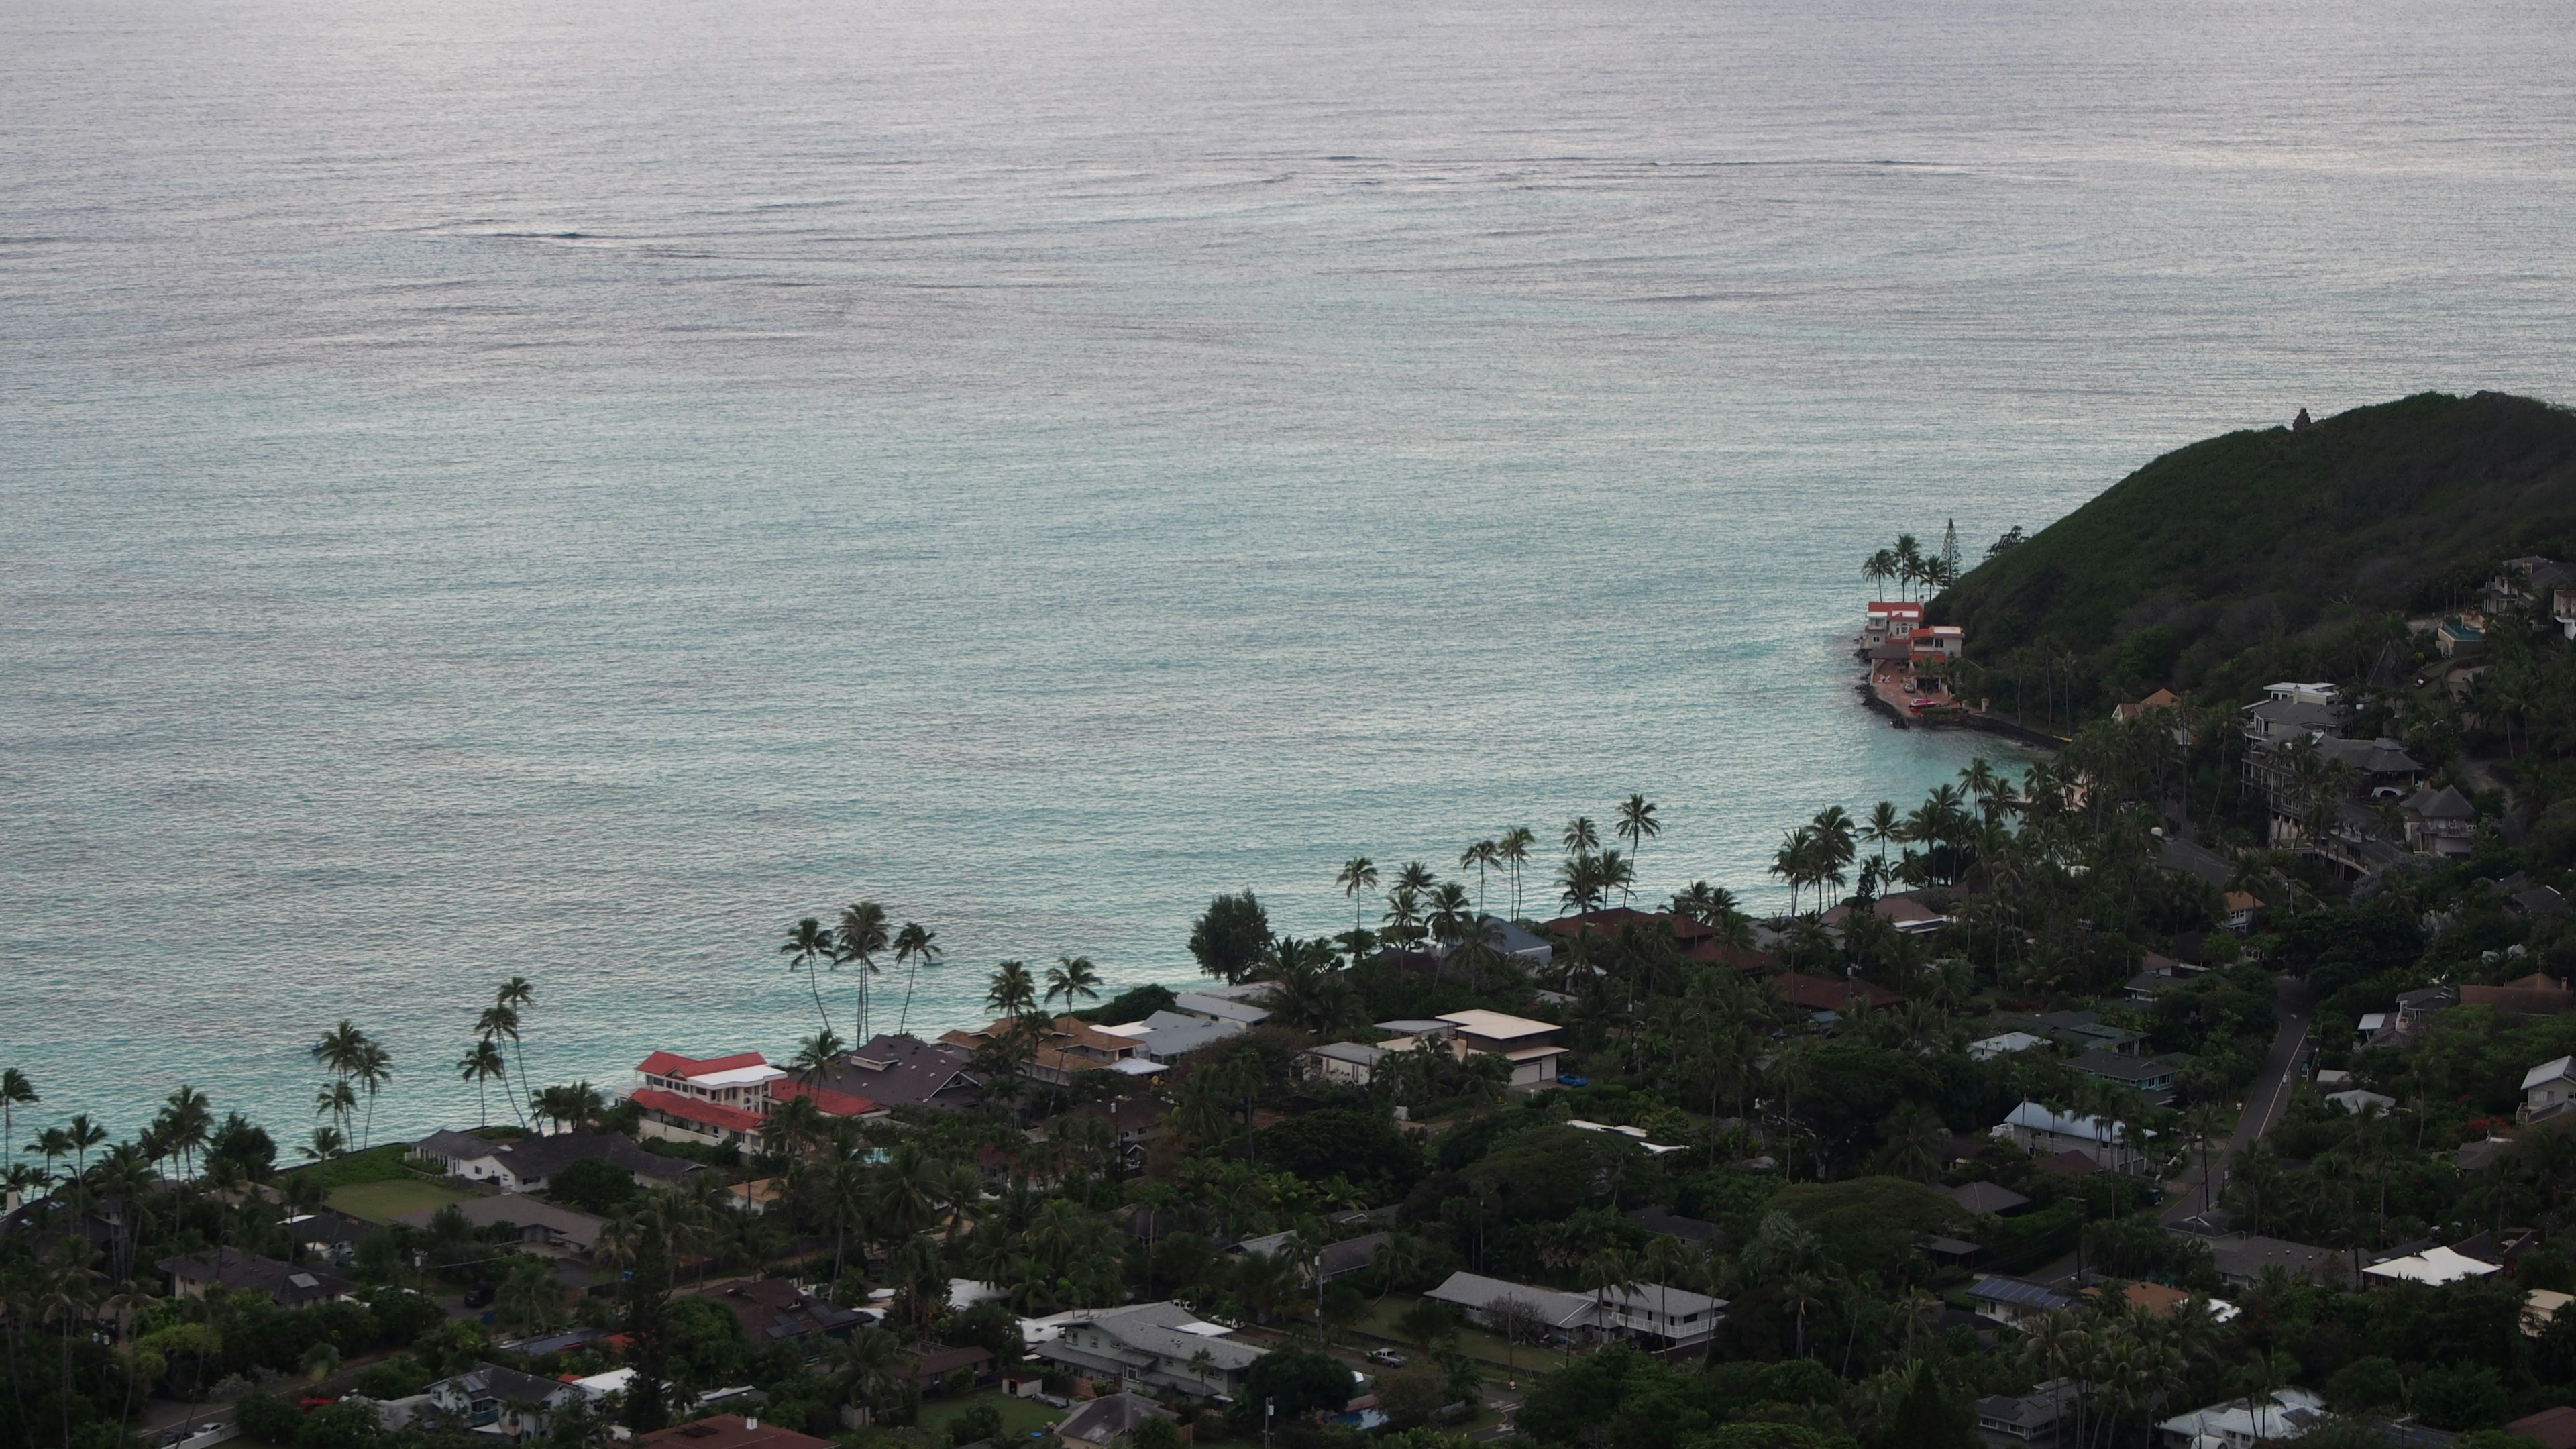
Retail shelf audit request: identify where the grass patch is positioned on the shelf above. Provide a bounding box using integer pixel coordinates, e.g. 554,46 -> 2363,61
1350,1295 -> 1558,1381
916,1391 -> 1065,1442
330,1178 -> 472,1225
284,1143 -> 422,1191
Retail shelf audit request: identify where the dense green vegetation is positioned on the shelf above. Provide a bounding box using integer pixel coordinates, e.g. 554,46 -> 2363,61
1934,392 -> 2576,726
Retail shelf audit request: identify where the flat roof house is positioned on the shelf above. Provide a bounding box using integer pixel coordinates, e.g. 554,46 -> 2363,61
2069,1049 -> 2180,1106
2157,1389 -> 2325,1449
1438,1010 -> 1566,1088
1966,1275 -> 2075,1325
1058,1394 -> 1177,1449
409,1128 -> 697,1195
1303,1040 -> 1389,1086
159,1248 -> 354,1309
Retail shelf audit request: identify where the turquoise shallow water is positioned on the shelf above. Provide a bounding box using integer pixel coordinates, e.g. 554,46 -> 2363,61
4,0 -> 2575,1151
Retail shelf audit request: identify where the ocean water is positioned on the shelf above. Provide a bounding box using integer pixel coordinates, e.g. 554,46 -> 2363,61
5,0 -> 2575,1153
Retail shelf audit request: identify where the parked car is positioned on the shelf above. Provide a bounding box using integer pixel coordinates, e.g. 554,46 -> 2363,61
461,1283 -> 494,1308
1365,1349 -> 1407,1368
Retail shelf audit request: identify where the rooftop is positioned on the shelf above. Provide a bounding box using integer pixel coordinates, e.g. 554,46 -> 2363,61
1437,1008 -> 1558,1042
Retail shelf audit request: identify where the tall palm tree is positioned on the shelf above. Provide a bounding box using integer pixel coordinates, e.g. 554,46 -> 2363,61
1615,795 -> 1661,885
352,1040 -> 392,1149
1044,955 -> 1102,1013
791,1030 -> 846,1087
154,1085 -> 213,1184
1563,816 -> 1599,855
1460,841 -> 1501,918
1334,857 -> 1379,936
458,1040 -> 508,1128
1497,826 -> 1537,920
985,960 -> 1039,1020
313,1081 -> 356,1146
475,1004 -> 528,1128
780,918 -> 837,1036
495,977 -> 537,1106
1,1069 -> 35,1172
835,901 -> 892,1044
309,1022 -> 370,1139
892,923 -> 941,1036
1393,860 -> 1435,898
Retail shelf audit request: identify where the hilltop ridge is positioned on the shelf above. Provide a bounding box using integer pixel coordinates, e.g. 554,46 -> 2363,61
1931,390 -> 2576,716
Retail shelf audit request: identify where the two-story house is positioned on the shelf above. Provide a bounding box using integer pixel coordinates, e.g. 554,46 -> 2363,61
1032,1301 -> 1268,1397
1437,1008 -> 1566,1088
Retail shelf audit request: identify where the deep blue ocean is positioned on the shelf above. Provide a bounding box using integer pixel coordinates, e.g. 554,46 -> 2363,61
5,0 -> 2575,1154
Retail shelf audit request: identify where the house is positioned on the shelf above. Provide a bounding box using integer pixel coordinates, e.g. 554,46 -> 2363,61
1629,1206 -> 1724,1243
2506,1408 -> 2576,1449
2526,1291 -> 2574,1338
158,1248 -> 354,1309
902,1344 -> 997,1389
941,1015 -> 1163,1087
2524,1057 -> 2576,1123
1870,627 -> 1969,718
1968,1031 -> 2049,1062
1863,600 -> 1925,649
1819,895 -> 1951,936
1030,1301 -> 1267,1396
1966,1275 -> 2074,1325
1425,1271 -> 1599,1338
2222,892 -> 2265,932
1771,973 -> 1907,1014
632,1051 -> 790,1150
2157,1390 -> 2326,1449
1998,1103 -> 2154,1176
2363,1246 -> 2503,1287
2326,1089 -> 2398,1116
1943,1181 -> 2032,1218
1058,1393 -> 1177,1449
1990,1011 -> 2140,1055
2240,685 -> 2340,747
2558,587 -> 2576,641
2488,557 -> 2574,615
1170,984 -> 1275,1028
419,1362 -> 586,1440
2069,1050 -> 2180,1106
410,1128 -> 696,1195
1977,1379 -> 2079,1449
2514,887 -> 2571,920
1093,1010 -> 1246,1063
1303,1041 -> 1390,1086
1435,915 -> 1555,968
816,1034 -> 985,1112
280,1209 -> 372,1265
1437,1009 -> 1566,1088
2400,787 -> 2478,858
393,1193 -> 604,1252
2206,1234 -> 2343,1288
2125,972 -> 2188,1004
2086,1283 -> 2238,1323
2437,619 -> 2485,659
2113,689 -> 2181,723
1234,1230 -> 1391,1283
1057,1095 -> 1171,1170
714,1277 -> 871,1346
634,1415 -> 835,1449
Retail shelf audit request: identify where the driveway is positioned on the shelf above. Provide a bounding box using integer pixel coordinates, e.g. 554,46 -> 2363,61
2163,972 -> 2312,1226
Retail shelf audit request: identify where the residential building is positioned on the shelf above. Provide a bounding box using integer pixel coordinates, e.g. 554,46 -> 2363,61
1998,1102 -> 2155,1176
1943,1181 -> 2032,1217
1968,1031 -> 2049,1062
1862,601 -> 1925,649
1171,984 -> 1275,1028
1303,1040 -> 1390,1085
1437,1009 -> 1566,1087
2436,620 -> 2484,659
1629,1206 -> 1723,1243
2156,1388 -> 2326,1449
901,1344 -> 997,1389
1234,1230 -> 1391,1283
713,1278 -> 871,1346
2222,892 -> 2265,933
2068,1049 -> 2179,1106
392,1193 -> 604,1252
1819,894 -> 1951,936
2400,786 -> 2477,857
1030,1301 -> 1267,1397
2506,1408 -> 2576,1449
409,1128 -> 696,1194
1771,973 -> 1907,1014
1990,1011 -> 2140,1055
634,1415 -> 834,1449
2326,1089 -> 2398,1116
631,1051 -> 790,1150
1434,915 -> 1555,969
1591,1281 -> 1727,1348
2205,1234 -> 2343,1288
1978,1379 -> 2079,1449
2363,1246 -> 2502,1287
1094,1010 -> 1246,1063
940,1016 -> 1163,1087
158,1248 -> 354,1308
2557,587 -> 2576,641
816,1035 -> 984,1111
2125,972 -> 2188,1004
2524,1056 -> 2576,1123
2241,685 -> 2340,747
1425,1271 -> 1598,1338
1055,1095 -> 1170,1171
2113,689 -> 2181,724
1423,1270 -> 1722,1347
1966,1276 -> 2074,1324
415,1362 -> 585,1440
1058,1394 -> 1177,1449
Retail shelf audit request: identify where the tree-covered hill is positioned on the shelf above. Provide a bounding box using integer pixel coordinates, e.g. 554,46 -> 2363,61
1931,390 -> 2576,720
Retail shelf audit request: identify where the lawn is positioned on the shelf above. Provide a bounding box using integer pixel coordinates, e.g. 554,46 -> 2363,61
916,1391 -> 1065,1443
1350,1295 -> 1560,1381
286,1143 -> 422,1191
330,1178 -> 472,1224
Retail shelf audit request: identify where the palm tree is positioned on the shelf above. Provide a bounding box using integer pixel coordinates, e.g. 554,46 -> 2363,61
986,960 -> 1040,1020
531,1082 -> 606,1135
475,1004 -> 528,1128
1615,795 -> 1661,885
1580,1246 -> 1640,1346
154,1085 -> 213,1184
1393,860 -> 1435,898
822,1326 -> 907,1424
791,1030 -> 846,1086
1497,826 -> 1537,920
1563,816 -> 1599,855
1460,841 -> 1501,918
312,1081 -> 356,1148
1862,548 -> 1896,599
892,923 -> 941,1036
309,1021 -> 372,1141
1,1069 -> 34,1173
458,1040 -> 509,1128
1044,955 -> 1102,1013
352,1040 -> 392,1149
1334,857 -> 1379,936
1381,887 -> 1424,952
780,917 -> 837,1036
835,901 -> 892,1044
495,977 -> 537,1101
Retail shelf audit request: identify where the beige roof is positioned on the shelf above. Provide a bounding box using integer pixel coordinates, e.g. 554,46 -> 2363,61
1438,1009 -> 1557,1041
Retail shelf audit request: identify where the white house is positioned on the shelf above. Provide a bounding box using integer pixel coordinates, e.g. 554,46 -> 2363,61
1998,1102 -> 2155,1176
2524,1057 -> 2576,1123
1303,1041 -> 1389,1085
1969,1031 -> 2049,1062
1029,1301 -> 1267,1397
2157,1388 -> 2326,1449
1438,1009 -> 1566,1088
2362,1246 -> 2502,1287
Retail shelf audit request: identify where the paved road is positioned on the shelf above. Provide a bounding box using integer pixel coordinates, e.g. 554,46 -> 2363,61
2162,973 -> 2313,1226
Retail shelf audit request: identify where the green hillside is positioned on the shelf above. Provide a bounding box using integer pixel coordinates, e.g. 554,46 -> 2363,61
1931,390 -> 2576,720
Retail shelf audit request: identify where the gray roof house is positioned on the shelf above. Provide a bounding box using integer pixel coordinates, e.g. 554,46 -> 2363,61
2070,1049 -> 2181,1106
395,1193 -> 606,1251
1106,1010 -> 1247,1063
1426,1271 -> 1599,1332
819,1034 -> 985,1110
1978,1379 -> 2079,1449
1944,1181 -> 2033,1217
1235,1230 -> 1391,1282
1058,1393 -> 1177,1449
158,1248 -> 354,1309
409,1128 -> 695,1195
1031,1301 -> 1267,1397
2206,1233 -> 2343,1287
372,1362 -> 586,1437
1967,1275 -> 2076,1324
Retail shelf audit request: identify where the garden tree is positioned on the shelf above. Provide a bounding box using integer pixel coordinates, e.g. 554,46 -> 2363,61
1486,1294 -> 1546,1377
1232,1345 -> 1355,1430
597,1199 -> 679,1433
1189,891 -> 1272,983
1131,1415 -> 1184,1449
781,916 -> 838,1036
1876,1363 -> 1978,1449
892,920 -> 941,1036
1396,1298 -> 1460,1356
547,1155 -> 639,1216
835,899 -> 892,1043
